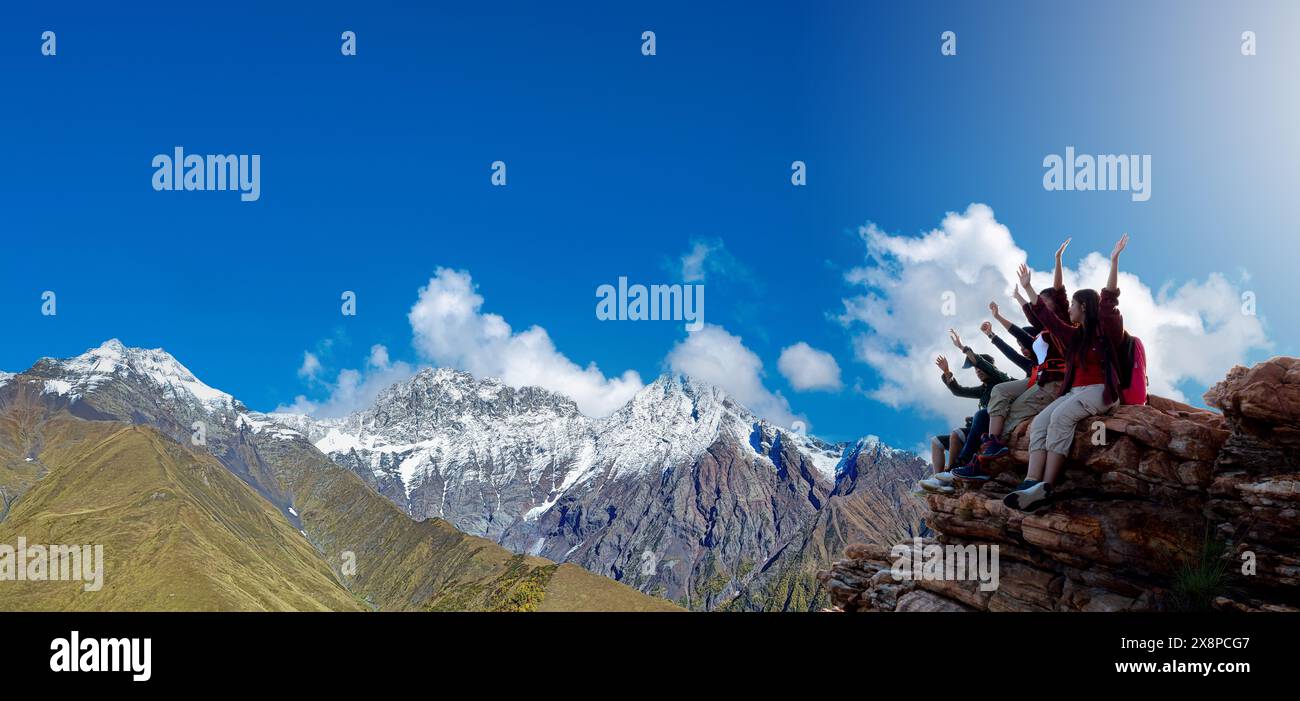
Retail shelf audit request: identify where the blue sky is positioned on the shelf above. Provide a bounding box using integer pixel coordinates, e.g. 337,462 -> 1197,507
2,1 -> 1296,449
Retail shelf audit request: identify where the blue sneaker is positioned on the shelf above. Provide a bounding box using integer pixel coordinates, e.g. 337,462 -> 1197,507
953,464 -> 992,481
979,437 -> 1010,460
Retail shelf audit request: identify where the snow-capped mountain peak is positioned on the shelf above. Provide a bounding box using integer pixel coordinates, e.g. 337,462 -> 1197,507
40,339 -> 236,412
274,365 -> 884,540
591,372 -> 756,475
366,366 -> 583,429
3,343 -> 927,609
616,373 -> 731,420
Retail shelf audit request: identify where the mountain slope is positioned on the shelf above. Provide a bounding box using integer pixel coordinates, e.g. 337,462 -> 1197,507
0,413 -> 363,611
249,424 -> 676,611
1,341 -> 676,612
723,438 -> 930,611
277,365 -> 929,610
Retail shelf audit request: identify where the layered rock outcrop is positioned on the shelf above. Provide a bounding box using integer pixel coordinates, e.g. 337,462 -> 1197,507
819,358 -> 1300,613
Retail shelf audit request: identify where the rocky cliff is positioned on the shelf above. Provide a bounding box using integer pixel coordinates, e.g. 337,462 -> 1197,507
819,357 -> 1300,613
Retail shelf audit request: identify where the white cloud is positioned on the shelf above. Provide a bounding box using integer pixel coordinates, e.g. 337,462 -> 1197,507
840,203 -> 1270,426
408,268 -> 644,417
367,344 -> 390,369
282,268 -> 804,427
676,237 -> 756,288
278,343 -> 416,419
778,342 -> 843,391
680,240 -> 716,282
666,324 -> 799,426
297,352 -> 322,380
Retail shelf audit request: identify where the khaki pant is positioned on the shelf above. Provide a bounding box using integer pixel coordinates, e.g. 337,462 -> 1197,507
1028,384 -> 1117,455
988,379 -> 1061,433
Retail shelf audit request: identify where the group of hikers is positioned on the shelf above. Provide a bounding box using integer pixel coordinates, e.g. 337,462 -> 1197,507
918,234 -> 1147,513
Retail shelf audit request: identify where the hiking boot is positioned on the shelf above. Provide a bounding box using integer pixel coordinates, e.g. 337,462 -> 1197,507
1004,481 -> 1053,512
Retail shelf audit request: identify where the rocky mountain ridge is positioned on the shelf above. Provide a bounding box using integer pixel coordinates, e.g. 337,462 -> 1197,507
273,363 -> 930,609
0,339 -> 677,611
4,339 -> 929,611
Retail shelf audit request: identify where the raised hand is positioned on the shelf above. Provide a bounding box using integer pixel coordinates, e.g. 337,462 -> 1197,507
1107,233 -> 1129,291
935,355 -> 950,375
1111,232 -> 1129,260
980,321 -> 993,335
1017,263 -> 1033,289
988,301 -> 1000,316
1052,237 -> 1071,290
1012,287 -> 1026,305
949,328 -> 964,350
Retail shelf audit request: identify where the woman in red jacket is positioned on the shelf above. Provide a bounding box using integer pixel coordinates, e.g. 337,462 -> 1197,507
1004,234 -> 1129,512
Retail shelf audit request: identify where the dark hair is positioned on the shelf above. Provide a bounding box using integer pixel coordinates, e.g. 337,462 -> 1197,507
1019,326 -> 1036,354
1069,289 -> 1102,361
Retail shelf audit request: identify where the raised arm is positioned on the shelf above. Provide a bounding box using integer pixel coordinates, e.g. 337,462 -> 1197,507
1101,234 -> 1128,341
936,355 -> 983,399
1053,238 -> 1070,290
991,334 -> 1033,375
1024,262 -> 1078,347
1012,286 -> 1026,309
988,301 -> 1012,331
1012,286 -> 1043,332
1106,233 -> 1128,292
1017,263 -> 1039,304
949,328 -> 979,367
950,329 -> 1009,383
1003,320 -> 1036,350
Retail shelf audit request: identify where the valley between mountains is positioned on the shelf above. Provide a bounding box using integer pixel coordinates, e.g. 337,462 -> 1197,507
0,340 -> 927,611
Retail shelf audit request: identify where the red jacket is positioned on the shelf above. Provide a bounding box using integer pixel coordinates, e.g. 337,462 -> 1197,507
1032,287 -> 1126,404
1021,288 -> 1069,386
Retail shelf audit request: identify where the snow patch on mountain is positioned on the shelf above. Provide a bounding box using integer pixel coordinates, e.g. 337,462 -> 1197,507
236,412 -> 303,441
42,379 -> 75,397
50,339 -> 237,412
274,365 -> 878,536
798,437 -> 845,480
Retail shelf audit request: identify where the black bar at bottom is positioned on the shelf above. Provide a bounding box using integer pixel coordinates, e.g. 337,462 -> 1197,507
1,611 -> 1290,688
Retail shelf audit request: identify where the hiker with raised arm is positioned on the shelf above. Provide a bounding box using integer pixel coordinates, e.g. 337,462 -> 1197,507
918,330 -> 1010,494
954,238 -> 1072,481
1002,234 -> 1131,512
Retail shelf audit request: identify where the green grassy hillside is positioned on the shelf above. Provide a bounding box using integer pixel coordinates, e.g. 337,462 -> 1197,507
0,384 -> 679,612
253,433 -> 679,612
0,417 -> 363,611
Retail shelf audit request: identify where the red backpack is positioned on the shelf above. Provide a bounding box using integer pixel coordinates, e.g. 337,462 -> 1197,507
1118,334 -> 1148,405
